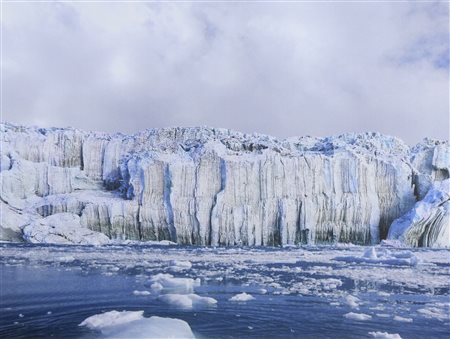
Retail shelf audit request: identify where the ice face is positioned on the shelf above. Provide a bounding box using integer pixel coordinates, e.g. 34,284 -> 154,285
1,122 -> 449,246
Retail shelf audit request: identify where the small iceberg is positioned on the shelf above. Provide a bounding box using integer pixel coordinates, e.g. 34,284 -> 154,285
79,310 -> 195,338
229,292 -> 255,302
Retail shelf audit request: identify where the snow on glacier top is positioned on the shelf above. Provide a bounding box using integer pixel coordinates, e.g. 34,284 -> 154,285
2,121 -> 433,161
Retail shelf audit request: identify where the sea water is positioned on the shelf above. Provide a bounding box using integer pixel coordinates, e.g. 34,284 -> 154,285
0,243 -> 449,338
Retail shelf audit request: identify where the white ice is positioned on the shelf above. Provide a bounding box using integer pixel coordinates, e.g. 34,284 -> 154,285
169,260 -> 192,271
79,310 -> 195,338
159,294 -> 217,309
150,273 -> 200,294
3,122 -> 449,247
229,292 -> 255,302
133,290 -> 151,296
343,312 -> 372,321
22,213 -> 110,246
369,332 -> 402,339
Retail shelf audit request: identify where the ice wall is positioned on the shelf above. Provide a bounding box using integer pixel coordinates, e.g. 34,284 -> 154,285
1,122 -> 448,246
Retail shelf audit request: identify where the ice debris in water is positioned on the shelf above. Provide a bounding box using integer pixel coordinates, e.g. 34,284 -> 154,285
159,293 -> 217,310
344,312 -> 372,321
344,295 -> 360,308
393,315 -> 413,323
417,307 -> 449,320
335,247 -> 419,266
368,331 -> 402,339
229,292 -> 255,302
133,290 -> 151,296
150,273 -> 200,294
169,260 -> 192,271
79,310 -> 195,338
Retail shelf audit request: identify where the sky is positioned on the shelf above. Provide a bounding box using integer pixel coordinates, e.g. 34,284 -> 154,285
2,1 -> 449,144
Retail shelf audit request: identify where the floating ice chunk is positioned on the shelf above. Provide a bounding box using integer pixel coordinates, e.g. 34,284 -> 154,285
344,312 -> 372,321
169,260 -> 192,271
393,315 -> 412,323
80,310 -> 144,329
79,310 -> 195,338
417,307 -> 448,320
58,256 -> 75,263
133,290 -> 151,296
377,292 -> 390,297
151,282 -> 164,292
150,273 -> 200,294
229,292 -> 255,302
159,293 -> 217,309
369,331 -> 402,339
345,295 -> 360,308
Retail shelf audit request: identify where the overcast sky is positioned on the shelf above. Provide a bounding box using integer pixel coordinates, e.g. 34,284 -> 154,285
3,1 -> 449,144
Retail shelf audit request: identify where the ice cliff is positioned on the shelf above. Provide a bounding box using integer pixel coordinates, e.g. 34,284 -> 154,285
1,122 -> 449,247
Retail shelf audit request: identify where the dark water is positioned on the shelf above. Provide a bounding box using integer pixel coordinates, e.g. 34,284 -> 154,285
0,244 -> 449,338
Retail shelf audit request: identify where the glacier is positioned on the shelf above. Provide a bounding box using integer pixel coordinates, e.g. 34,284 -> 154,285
1,122 -> 449,247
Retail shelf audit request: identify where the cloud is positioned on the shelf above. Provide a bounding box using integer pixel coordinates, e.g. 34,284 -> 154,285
3,1 -> 449,144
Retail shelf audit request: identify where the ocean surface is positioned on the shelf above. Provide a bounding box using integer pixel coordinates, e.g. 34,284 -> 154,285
0,243 -> 449,338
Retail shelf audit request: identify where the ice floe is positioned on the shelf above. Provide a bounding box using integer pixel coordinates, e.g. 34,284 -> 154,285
368,332 -> 402,339
393,315 -> 413,323
334,247 -> 419,266
133,290 -> 151,296
344,295 -> 360,308
150,273 -> 200,294
229,293 -> 255,302
79,310 -> 195,338
159,293 -> 217,309
344,312 -> 372,321
169,260 -> 192,271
